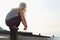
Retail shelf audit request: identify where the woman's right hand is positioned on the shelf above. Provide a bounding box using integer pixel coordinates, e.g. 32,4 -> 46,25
24,26 -> 27,30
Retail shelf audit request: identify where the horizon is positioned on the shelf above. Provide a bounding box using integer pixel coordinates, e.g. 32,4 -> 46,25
0,0 -> 60,37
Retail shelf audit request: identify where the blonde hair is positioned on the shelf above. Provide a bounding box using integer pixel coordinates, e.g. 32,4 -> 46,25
20,2 -> 26,9
18,2 -> 26,16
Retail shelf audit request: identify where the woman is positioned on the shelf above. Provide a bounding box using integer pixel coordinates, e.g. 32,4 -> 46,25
5,2 -> 27,40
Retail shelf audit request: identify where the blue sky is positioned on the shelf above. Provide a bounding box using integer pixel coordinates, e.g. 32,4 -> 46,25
0,0 -> 60,37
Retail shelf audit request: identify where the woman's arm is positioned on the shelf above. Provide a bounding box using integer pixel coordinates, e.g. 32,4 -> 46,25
18,12 -> 27,30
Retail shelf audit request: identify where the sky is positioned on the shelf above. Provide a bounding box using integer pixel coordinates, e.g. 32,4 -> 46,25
0,0 -> 60,37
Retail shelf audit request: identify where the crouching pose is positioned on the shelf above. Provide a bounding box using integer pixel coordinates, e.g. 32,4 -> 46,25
5,2 -> 27,40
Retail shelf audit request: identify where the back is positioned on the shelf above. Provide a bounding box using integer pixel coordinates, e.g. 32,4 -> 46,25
6,9 -> 19,20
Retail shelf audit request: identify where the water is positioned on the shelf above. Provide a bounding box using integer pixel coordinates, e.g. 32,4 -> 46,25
52,37 -> 60,40
0,36 -> 8,38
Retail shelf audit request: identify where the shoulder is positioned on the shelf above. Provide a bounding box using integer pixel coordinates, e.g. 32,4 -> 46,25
12,8 -> 20,12
12,8 -> 22,15
12,8 -> 18,10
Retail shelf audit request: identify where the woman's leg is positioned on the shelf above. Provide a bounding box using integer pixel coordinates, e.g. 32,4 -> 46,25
10,28 -> 13,40
6,16 -> 20,40
10,26 -> 18,40
6,21 -> 18,40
